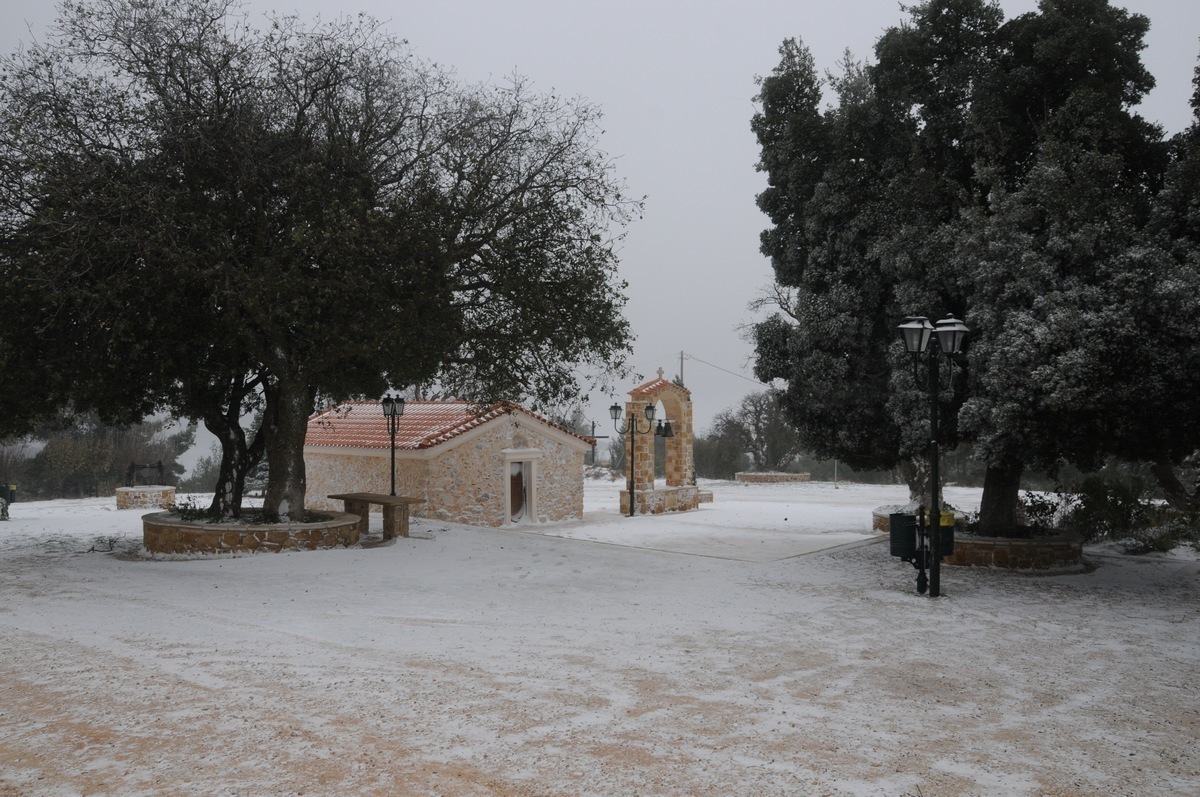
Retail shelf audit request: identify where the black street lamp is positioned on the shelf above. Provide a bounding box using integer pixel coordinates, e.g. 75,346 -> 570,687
610,402 -> 670,518
897,314 -> 969,597
381,394 -> 405,496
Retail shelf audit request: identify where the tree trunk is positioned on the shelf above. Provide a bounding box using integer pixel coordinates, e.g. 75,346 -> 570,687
198,375 -> 266,519
899,457 -> 930,506
1149,457 -> 1194,512
261,377 -> 314,520
978,462 -> 1024,537
205,412 -> 249,519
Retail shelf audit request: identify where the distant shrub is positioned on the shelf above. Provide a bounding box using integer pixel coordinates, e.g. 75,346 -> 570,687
169,497 -> 329,525
1118,512 -> 1200,555
1059,474 -> 1152,543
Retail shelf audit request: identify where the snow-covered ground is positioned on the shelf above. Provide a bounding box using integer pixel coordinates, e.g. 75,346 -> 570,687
1,478 -> 1197,796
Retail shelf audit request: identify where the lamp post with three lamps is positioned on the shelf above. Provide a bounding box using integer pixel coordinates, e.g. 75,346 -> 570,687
610,402 -> 674,517
381,394 -> 405,496
896,314 -> 969,598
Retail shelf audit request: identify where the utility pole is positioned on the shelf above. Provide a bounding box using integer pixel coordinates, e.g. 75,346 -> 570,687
589,421 -> 610,467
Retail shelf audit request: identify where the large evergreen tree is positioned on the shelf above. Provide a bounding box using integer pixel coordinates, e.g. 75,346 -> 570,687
751,45 -> 904,477
1139,46 -> 1200,511
752,0 -> 1197,533
0,0 -> 637,518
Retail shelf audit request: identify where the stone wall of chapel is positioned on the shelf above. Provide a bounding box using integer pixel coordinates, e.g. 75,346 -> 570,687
305,416 -> 585,527
422,422 -> 501,527
424,417 -> 585,527
527,428 -> 586,524
305,451 -> 430,514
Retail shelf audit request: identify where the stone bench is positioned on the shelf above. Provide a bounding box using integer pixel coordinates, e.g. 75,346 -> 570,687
328,493 -> 425,540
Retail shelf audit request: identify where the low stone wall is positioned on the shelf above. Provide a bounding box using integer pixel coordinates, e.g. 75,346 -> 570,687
621,486 -> 700,515
943,533 -> 1083,569
735,472 -> 811,483
872,506 -> 952,533
877,507 -> 1082,569
117,486 -> 176,510
872,506 -> 909,532
143,511 -> 361,554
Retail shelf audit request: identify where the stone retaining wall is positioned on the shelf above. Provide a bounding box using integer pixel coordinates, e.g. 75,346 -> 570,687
874,507 -> 954,533
875,506 -> 1082,569
872,506 -> 911,532
942,533 -> 1083,569
735,472 -> 812,483
143,511 -> 361,554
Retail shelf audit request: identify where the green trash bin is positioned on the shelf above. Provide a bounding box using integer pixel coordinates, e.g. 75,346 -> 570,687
889,513 -> 917,559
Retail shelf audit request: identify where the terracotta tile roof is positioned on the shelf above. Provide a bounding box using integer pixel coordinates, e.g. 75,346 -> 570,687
629,377 -> 691,398
305,400 -> 595,450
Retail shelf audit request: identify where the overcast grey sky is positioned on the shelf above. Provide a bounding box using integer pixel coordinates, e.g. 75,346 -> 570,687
4,1 -> 1198,434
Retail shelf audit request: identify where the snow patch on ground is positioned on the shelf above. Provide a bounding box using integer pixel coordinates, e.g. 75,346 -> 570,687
0,479 -> 1197,796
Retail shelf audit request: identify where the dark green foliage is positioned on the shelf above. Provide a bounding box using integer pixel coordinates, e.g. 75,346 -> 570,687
957,467 -> 1200,552
1060,473 -> 1152,542
1020,491 -> 1066,536
701,391 -> 803,474
751,0 -> 1200,535
6,414 -> 194,500
692,432 -> 748,480
691,390 -> 805,479
178,446 -> 222,493
0,0 -> 636,517
1055,471 -> 1200,553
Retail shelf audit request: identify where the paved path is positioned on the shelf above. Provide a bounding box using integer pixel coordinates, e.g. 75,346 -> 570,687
529,501 -> 881,561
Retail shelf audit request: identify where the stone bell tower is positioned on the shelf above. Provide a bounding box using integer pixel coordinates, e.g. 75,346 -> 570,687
619,369 -> 699,515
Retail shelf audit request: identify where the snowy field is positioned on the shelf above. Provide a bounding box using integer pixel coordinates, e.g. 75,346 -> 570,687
0,478 -> 1197,796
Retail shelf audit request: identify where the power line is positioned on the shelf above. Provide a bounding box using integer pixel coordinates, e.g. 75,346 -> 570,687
681,352 -> 767,386
625,351 -> 768,387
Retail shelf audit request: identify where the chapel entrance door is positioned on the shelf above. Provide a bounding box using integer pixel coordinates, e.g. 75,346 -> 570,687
509,463 -> 526,522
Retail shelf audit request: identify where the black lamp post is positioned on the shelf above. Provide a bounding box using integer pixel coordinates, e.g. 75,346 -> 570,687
381,394 -> 405,496
897,314 -> 969,597
610,402 -> 667,518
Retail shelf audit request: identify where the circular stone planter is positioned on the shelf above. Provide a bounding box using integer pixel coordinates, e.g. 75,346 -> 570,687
873,506 -> 1082,570
117,485 -> 176,510
143,511 -> 361,555
942,532 -> 1083,570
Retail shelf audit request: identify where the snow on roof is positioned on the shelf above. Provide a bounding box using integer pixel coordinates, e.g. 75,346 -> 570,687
305,400 -> 595,451
628,376 -> 690,399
